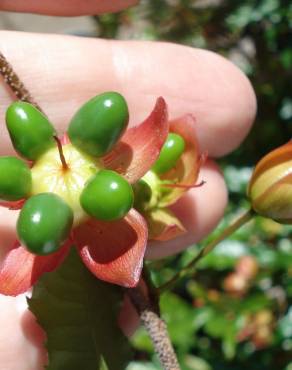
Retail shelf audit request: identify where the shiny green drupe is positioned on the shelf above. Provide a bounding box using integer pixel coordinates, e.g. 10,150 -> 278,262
0,156 -> 32,201
152,133 -> 185,174
6,102 -> 55,160
17,193 -> 73,255
80,169 -> 133,221
68,92 -> 129,157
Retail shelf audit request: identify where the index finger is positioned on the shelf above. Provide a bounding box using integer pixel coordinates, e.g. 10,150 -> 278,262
0,0 -> 138,16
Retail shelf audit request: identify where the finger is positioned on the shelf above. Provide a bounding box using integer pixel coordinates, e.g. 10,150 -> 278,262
0,295 -> 46,370
118,295 -> 140,337
0,207 -> 18,260
0,0 -> 138,16
0,31 -> 256,157
146,160 -> 228,259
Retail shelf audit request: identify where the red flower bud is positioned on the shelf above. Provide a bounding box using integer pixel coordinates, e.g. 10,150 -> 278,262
248,141 -> 292,223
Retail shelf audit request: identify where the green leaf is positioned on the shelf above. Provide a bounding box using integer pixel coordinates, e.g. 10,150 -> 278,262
126,362 -> 160,370
160,292 -> 197,350
28,248 -> 133,370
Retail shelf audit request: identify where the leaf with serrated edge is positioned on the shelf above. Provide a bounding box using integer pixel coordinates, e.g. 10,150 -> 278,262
28,247 -> 133,370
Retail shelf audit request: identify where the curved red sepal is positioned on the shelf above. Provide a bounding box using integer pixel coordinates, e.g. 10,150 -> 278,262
153,224 -> 185,241
146,208 -> 186,241
73,209 -> 148,288
0,240 -> 71,296
0,199 -> 26,210
102,97 -> 169,183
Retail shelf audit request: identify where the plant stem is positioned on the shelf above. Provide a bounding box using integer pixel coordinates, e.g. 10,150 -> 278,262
0,51 -> 44,113
53,135 -> 69,170
128,279 -> 181,370
159,209 -> 254,293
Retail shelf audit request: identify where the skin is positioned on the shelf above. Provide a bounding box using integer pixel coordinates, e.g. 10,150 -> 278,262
0,1 -> 257,368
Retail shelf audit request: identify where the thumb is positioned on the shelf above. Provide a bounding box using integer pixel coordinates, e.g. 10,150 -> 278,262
0,295 -> 46,370
0,0 -> 138,16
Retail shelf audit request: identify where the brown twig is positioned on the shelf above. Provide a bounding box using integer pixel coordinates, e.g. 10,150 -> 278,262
128,274 -> 181,370
0,51 -> 44,113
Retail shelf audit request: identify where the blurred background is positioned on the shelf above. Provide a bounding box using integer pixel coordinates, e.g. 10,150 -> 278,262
0,1 -> 291,369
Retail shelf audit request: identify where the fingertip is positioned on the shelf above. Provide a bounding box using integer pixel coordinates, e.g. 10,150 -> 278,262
146,160 -> 228,259
0,33 -> 255,157
184,48 -> 257,157
0,207 -> 18,260
118,295 -> 140,337
21,310 -> 47,367
0,0 -> 138,16
0,294 -> 46,369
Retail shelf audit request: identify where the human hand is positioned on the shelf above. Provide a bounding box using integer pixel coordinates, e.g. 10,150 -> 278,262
0,1 -> 256,369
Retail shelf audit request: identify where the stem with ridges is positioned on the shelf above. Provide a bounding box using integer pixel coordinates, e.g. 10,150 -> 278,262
159,209 -> 254,293
128,280 -> 181,370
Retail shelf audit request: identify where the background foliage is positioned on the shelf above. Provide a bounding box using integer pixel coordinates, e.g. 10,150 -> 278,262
93,1 -> 292,369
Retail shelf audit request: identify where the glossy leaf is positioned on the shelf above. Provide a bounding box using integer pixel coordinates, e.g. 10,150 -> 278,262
28,248 -> 132,370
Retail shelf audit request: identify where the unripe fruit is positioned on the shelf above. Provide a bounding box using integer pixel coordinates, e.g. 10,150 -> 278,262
80,170 -> 134,221
133,179 -> 152,213
17,193 -> 73,255
152,133 -> 185,174
248,141 -> 292,223
6,102 -> 55,160
68,92 -> 129,157
0,156 -> 32,201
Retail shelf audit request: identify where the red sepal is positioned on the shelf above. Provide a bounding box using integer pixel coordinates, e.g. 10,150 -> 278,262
0,240 -> 71,296
0,199 -> 26,210
154,224 -> 185,241
102,97 -> 169,183
73,209 -> 148,288
146,208 -> 186,241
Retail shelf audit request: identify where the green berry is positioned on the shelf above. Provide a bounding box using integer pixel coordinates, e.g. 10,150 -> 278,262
17,193 -> 73,255
0,156 -> 32,201
133,180 -> 152,213
152,133 -> 185,174
80,170 -> 134,221
68,92 -> 129,157
6,102 -> 55,160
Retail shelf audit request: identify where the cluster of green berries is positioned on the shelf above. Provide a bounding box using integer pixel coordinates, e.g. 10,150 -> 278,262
133,132 -> 185,212
0,92 -> 185,256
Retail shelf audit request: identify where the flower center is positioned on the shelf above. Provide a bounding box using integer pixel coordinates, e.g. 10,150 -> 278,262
31,143 -> 101,225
